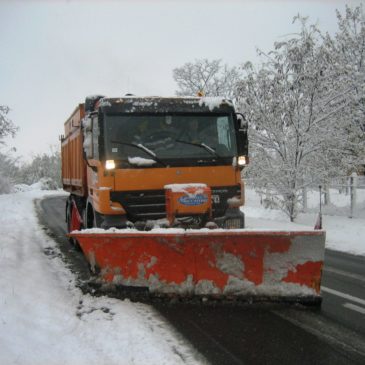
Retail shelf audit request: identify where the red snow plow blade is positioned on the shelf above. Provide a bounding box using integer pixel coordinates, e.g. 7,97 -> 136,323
70,230 -> 325,304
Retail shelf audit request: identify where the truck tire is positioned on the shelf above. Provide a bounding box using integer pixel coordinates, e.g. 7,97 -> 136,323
66,197 -> 81,251
86,204 -> 103,229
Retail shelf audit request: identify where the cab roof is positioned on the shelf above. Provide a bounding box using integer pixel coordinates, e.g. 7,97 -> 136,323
96,96 -> 235,114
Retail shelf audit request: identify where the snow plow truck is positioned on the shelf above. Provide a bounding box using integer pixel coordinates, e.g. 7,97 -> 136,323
61,95 -> 325,304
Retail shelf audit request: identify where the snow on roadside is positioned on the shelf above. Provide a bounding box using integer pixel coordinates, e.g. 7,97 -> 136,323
1,184 -> 363,364
0,190 -> 206,365
243,188 -> 365,256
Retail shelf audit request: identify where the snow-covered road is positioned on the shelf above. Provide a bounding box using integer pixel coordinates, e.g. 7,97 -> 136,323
0,187 -> 363,365
0,190 -> 206,365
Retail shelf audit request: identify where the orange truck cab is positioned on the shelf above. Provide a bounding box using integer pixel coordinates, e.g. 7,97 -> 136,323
61,95 -> 249,232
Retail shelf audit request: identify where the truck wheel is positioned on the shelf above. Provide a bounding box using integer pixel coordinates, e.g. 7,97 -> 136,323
86,204 -> 103,229
66,198 -> 81,251
93,211 -> 103,228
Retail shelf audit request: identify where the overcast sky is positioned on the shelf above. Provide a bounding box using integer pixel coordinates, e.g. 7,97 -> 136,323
0,0 -> 363,159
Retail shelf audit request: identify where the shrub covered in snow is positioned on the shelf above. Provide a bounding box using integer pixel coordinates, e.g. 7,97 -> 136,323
0,105 -> 19,194
0,147 -> 61,194
0,174 -> 12,194
13,178 -> 59,192
0,151 -> 21,195
16,148 -> 61,189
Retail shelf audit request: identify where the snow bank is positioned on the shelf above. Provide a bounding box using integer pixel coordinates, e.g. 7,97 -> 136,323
13,177 -> 60,192
243,188 -> 365,256
0,190 -> 206,365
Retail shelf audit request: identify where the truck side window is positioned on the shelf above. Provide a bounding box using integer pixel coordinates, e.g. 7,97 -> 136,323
92,116 -> 99,160
217,116 -> 231,149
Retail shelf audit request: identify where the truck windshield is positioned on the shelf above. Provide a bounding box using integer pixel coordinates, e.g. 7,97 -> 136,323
104,114 -> 237,163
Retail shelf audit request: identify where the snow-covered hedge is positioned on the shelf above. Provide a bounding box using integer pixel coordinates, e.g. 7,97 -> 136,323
13,177 -> 60,193
0,148 -> 61,195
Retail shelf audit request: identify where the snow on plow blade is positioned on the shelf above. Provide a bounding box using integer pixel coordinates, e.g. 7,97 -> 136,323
70,230 -> 325,304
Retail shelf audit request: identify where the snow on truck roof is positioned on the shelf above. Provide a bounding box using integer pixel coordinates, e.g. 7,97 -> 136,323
97,96 -> 234,112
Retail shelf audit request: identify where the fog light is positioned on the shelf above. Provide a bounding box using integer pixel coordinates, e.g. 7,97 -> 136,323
224,208 -> 245,229
224,218 -> 243,229
105,160 -> 116,170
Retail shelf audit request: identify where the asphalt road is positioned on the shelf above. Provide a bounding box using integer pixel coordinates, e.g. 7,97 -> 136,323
37,195 -> 365,365
321,250 -> 365,336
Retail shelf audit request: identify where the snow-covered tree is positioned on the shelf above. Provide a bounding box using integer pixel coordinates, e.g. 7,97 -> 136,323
0,106 -> 18,194
173,59 -> 241,99
236,17 -> 350,221
0,105 -> 18,143
0,105 -> 61,192
0,150 -> 19,194
323,5 -> 365,168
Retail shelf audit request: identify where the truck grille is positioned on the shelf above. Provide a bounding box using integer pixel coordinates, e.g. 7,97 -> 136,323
111,190 -> 166,221
110,185 -> 241,222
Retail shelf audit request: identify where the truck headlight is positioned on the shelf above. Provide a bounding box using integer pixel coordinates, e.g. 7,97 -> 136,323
238,155 -> 249,166
105,160 -> 116,170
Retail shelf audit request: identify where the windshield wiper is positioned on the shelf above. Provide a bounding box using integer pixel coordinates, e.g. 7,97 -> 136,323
175,139 -> 221,158
110,141 -> 167,167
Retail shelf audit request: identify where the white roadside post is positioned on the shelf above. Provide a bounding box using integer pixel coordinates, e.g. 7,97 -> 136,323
349,172 -> 357,219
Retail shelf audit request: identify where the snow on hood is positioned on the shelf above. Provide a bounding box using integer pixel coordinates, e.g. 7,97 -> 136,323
164,183 -> 207,192
128,157 -> 157,166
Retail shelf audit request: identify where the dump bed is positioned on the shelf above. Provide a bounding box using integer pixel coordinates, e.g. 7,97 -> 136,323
61,104 -> 87,197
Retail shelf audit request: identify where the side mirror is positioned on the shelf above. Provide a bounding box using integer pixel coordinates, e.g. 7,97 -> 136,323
236,113 -> 247,131
235,113 -> 248,157
83,117 -> 93,159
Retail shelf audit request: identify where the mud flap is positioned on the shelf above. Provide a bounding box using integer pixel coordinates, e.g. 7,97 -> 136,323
70,230 -> 325,303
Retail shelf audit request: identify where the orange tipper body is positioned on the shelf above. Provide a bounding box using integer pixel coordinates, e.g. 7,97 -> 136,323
62,95 -> 326,304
